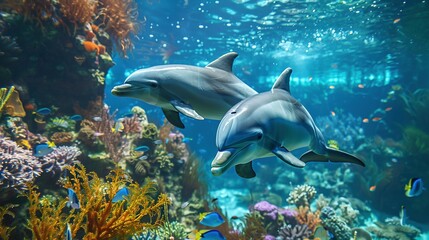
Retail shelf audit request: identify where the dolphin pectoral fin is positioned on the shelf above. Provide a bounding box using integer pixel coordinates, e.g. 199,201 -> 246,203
273,147 -> 306,168
162,108 -> 185,129
235,162 -> 256,179
300,148 -> 365,167
170,100 -> 204,120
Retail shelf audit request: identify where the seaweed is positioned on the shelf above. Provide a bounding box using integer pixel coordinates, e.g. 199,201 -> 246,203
25,163 -> 170,240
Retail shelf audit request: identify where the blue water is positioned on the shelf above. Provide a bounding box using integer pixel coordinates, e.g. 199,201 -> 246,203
104,0 -> 429,227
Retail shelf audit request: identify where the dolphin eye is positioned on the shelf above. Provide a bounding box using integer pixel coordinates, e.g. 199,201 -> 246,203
231,111 -> 237,114
257,132 -> 263,140
149,82 -> 158,88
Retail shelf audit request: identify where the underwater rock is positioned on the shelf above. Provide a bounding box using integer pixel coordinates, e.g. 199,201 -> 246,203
366,217 -> 421,240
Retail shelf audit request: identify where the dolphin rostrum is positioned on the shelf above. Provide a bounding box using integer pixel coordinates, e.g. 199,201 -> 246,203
111,52 -> 257,128
211,67 -> 365,178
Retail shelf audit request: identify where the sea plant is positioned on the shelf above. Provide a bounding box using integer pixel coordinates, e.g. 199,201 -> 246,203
25,163 -> 170,240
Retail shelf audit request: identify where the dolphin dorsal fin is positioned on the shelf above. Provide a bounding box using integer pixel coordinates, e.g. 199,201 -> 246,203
206,52 -> 238,73
272,67 -> 292,93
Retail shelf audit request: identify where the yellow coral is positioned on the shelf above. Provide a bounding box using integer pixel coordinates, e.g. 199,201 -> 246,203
26,164 -> 170,240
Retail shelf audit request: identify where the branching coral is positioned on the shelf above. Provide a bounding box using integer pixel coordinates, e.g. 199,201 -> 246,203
278,224 -> 312,240
286,184 -> 316,208
243,211 -> 267,240
295,206 -> 320,231
366,217 -> 421,240
26,164 -> 170,240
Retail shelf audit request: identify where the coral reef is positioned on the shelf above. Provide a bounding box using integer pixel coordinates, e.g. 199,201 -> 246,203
315,113 -> 366,151
295,206 -> 320,231
40,146 -> 81,174
320,206 -> 352,240
0,137 -> 43,191
0,204 -> 16,240
26,164 -> 170,240
286,184 -> 317,208
278,224 -> 312,240
366,217 -> 421,240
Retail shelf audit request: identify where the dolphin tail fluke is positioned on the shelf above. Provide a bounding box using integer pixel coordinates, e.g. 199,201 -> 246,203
235,162 -> 256,178
300,148 -> 365,167
162,108 -> 185,128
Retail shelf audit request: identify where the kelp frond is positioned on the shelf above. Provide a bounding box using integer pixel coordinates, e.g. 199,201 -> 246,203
26,163 -> 170,240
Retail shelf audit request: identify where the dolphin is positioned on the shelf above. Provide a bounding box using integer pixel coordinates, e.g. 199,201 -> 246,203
111,52 -> 257,128
211,67 -> 365,179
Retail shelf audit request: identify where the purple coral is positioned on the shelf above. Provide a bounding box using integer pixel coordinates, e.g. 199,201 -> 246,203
253,201 -> 279,220
279,208 -> 298,225
264,234 -> 277,240
40,146 -> 81,174
0,138 -> 43,191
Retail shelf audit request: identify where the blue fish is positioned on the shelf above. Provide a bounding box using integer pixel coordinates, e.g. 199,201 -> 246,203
35,107 -> 51,115
70,115 -> 83,121
34,143 -> 54,157
196,229 -> 226,240
182,137 -> 193,143
405,178 -> 425,197
65,223 -> 72,240
112,187 -> 130,203
199,212 -> 224,227
154,139 -> 163,145
134,146 -> 150,152
67,188 -> 80,209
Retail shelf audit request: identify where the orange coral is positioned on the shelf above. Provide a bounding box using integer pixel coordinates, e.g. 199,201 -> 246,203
295,206 -> 321,231
58,0 -> 97,26
82,41 -> 100,54
26,164 -> 170,240
99,0 -> 138,56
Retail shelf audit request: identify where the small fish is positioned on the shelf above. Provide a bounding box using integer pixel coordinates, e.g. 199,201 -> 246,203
199,212 -> 224,227
211,198 -> 218,203
400,205 -> 407,226
181,201 -> 190,208
111,121 -> 124,133
52,118 -> 69,128
182,137 -> 193,143
135,146 -> 150,152
391,158 -> 398,163
195,229 -> 226,240
93,116 -> 102,122
330,111 -> 336,117
34,143 -> 54,157
70,115 -> 83,121
167,153 -> 174,158
372,117 -> 382,122
357,84 -> 365,89
67,188 -> 80,209
385,107 -> 393,112
393,18 -> 401,24
34,107 -> 51,116
329,85 -> 335,89
65,223 -> 72,240
138,155 -> 148,160
230,216 -> 239,220
112,187 -> 130,203
369,185 -> 376,192
405,178 -> 425,197
154,139 -> 163,145
362,118 -> 369,123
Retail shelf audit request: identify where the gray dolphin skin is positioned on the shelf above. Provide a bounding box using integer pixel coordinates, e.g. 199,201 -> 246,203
111,52 -> 257,128
211,67 -> 365,179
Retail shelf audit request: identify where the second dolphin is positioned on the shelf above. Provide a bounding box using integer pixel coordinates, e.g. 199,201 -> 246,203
211,68 -> 365,178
